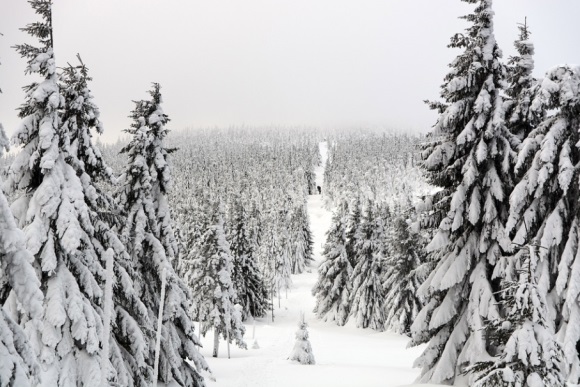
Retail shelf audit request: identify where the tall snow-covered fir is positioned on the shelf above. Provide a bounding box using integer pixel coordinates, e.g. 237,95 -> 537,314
59,58 -> 154,387
349,202 -> 386,331
6,2 -> 111,384
412,0 -> 516,383
383,213 -> 426,336
506,64 -> 580,382
117,83 -> 209,385
228,196 -> 268,320
312,199 -> 353,326
186,200 -> 247,358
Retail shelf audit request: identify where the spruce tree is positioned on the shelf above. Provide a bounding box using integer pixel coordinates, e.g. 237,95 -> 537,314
469,245 -> 565,387
7,2 -> 113,384
383,215 -> 426,336
345,196 -> 362,267
228,197 -> 268,320
288,313 -> 315,365
187,201 -> 246,357
505,65 -> 580,382
0,122 -> 44,387
504,20 -> 542,144
411,0 -> 515,383
59,58 -> 154,387
290,203 -> 314,274
312,199 -> 352,326
117,84 -> 209,385
349,203 -> 386,331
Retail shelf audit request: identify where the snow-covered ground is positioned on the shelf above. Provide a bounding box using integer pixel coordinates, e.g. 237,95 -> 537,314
198,142 -> 429,387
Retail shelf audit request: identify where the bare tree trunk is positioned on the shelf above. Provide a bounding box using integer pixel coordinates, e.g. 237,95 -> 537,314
153,267 -> 167,384
213,327 -> 220,358
271,285 -> 275,322
226,327 -> 231,359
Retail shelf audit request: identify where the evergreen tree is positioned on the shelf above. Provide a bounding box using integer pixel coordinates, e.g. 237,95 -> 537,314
504,20 -> 542,144
117,84 -> 209,385
228,197 -> 268,320
383,215 -> 426,336
345,196 -> 362,267
0,121 -> 43,387
505,65 -> 580,382
312,200 -> 352,326
187,202 -> 246,357
288,313 -> 315,365
469,245 -> 565,387
349,203 -> 386,331
289,203 -> 314,274
7,2 -> 112,384
59,58 -> 153,387
411,1 -> 515,383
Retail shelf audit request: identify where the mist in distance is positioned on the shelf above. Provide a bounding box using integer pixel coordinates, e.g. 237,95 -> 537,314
1,0 -> 579,142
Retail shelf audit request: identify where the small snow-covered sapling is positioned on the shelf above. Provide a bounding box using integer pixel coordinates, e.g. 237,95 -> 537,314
288,313 -> 315,365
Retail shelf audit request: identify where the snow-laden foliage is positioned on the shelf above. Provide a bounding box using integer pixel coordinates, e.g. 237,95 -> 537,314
411,0 -> 516,384
186,201 -> 246,357
505,64 -> 580,382
323,132 -> 430,210
314,130 -> 430,332
349,202 -> 386,331
6,3 -> 112,385
469,245 -> 565,387
0,117 -> 43,386
228,196 -> 268,320
383,211 -> 428,336
59,59 -> 154,387
504,20 -> 543,144
117,84 -> 209,386
288,313 -> 315,365
312,199 -> 353,326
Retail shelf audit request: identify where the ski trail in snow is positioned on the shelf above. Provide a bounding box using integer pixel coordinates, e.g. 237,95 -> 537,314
200,141 -> 426,387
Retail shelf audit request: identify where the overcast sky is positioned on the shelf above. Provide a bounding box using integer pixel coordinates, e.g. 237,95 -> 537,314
1,0 -> 579,142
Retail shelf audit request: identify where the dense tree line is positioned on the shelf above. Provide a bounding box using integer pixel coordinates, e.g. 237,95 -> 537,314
313,133 -> 433,334
101,129 -> 319,355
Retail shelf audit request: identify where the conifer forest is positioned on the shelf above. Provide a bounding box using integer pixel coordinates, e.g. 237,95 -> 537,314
1,0 -> 580,386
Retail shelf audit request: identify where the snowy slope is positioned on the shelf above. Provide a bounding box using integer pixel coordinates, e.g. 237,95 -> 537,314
197,142 -> 430,387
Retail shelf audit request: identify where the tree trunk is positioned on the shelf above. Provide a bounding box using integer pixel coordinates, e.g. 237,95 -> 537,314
213,327 -> 220,358
226,327 -> 231,359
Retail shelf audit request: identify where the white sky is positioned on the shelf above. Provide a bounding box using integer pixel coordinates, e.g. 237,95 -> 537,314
1,0 -> 579,142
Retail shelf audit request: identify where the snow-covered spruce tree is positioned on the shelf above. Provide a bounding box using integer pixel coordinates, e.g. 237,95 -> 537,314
383,214 -> 426,336
349,202 -> 386,331
410,0 -> 516,383
312,199 -> 352,326
177,193 -> 212,286
0,121 -> 44,387
266,205 -> 292,305
288,313 -> 315,365
504,20 -> 543,144
504,65 -> 580,382
117,83 -> 209,385
288,203 -> 313,274
187,201 -> 246,358
228,196 -> 268,320
344,196 -> 362,268
59,58 -> 155,386
469,245 -> 565,386
6,2 -> 114,384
